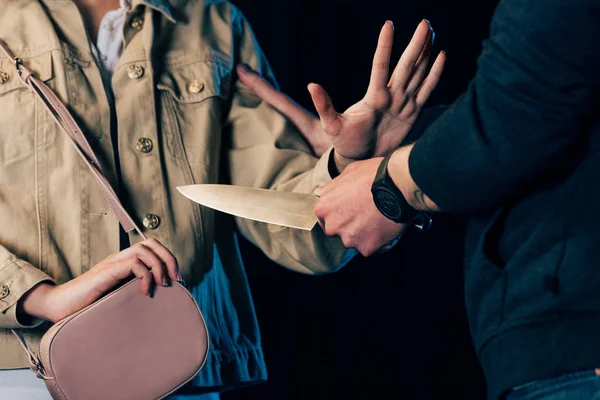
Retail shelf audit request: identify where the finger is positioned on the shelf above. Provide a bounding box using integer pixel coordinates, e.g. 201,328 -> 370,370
376,241 -> 396,254
132,243 -> 168,287
405,27 -> 434,94
389,20 -> 432,91
389,26 -> 433,89
130,260 -> 153,296
314,198 -> 334,236
314,186 -> 325,197
237,64 -> 318,137
317,218 -> 324,231
307,83 -> 342,136
356,236 -> 379,257
340,235 -> 357,250
142,238 -> 180,282
359,245 -> 377,258
367,20 -> 395,93
415,51 -> 447,106
317,177 -> 338,197
149,263 -> 168,288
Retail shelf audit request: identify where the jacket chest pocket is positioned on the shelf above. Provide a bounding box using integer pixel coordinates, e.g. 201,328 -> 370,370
157,59 -> 231,167
0,52 -> 54,166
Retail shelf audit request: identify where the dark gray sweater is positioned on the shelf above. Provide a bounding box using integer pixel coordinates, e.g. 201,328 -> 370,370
408,0 -> 600,398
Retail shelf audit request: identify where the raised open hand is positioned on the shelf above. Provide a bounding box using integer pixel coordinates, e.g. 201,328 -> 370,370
237,20 -> 446,170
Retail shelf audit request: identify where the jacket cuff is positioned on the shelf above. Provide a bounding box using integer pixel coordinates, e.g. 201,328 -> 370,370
0,259 -> 54,328
311,147 -> 336,189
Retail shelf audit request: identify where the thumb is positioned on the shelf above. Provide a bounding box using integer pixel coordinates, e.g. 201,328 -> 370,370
314,185 -> 325,197
307,83 -> 342,137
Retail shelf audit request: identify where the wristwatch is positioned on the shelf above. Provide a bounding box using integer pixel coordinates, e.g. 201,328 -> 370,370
371,152 -> 432,232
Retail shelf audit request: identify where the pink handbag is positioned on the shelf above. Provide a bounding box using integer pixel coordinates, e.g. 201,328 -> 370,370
0,40 -> 209,399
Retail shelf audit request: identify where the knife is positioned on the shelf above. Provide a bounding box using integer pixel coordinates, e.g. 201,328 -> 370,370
177,184 -> 319,231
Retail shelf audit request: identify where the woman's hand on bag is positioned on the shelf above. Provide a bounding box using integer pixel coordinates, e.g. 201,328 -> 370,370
237,19 -> 446,171
19,238 -> 180,323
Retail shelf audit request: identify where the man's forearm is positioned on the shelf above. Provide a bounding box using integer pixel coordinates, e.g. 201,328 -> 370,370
392,0 -> 600,213
388,144 -> 439,212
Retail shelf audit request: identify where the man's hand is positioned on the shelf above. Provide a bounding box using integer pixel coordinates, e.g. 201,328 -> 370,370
237,20 -> 446,172
314,158 -> 409,256
315,145 -> 440,256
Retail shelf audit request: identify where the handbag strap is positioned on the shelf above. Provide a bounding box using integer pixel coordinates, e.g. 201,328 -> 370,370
11,330 -> 53,380
0,40 -> 149,375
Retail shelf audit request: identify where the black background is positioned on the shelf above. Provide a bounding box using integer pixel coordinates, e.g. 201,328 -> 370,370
222,1 -> 500,399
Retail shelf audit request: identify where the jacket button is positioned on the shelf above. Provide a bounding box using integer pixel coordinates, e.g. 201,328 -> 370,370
127,64 -> 144,80
143,214 -> 161,230
0,284 -> 10,300
136,138 -> 153,153
187,80 -> 205,94
0,71 -> 10,84
131,15 -> 144,31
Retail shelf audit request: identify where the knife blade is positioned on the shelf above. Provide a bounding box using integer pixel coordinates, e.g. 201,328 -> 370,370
177,184 -> 318,231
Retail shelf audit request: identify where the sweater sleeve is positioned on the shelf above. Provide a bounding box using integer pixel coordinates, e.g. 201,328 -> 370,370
403,105 -> 449,145
408,0 -> 600,212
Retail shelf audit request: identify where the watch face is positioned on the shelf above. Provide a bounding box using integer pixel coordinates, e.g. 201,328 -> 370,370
373,188 -> 403,220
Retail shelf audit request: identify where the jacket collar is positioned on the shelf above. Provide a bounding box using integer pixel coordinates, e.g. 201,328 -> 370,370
130,0 -> 179,22
44,1 -> 179,22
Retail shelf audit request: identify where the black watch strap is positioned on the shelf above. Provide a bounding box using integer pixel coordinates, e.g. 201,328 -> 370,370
372,153 -> 412,222
371,153 -> 433,232
375,153 -> 397,190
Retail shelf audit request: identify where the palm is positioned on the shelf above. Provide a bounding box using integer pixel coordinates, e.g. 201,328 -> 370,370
331,93 -> 417,159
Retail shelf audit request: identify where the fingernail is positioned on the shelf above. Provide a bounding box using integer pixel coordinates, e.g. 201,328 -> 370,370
441,50 -> 447,55
314,187 -> 323,197
386,20 -> 394,30
423,19 -> 433,31
177,272 -> 183,281
162,278 -> 169,287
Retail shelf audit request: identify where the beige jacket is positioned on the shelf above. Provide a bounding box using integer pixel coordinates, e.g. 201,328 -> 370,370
0,0 -> 347,369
